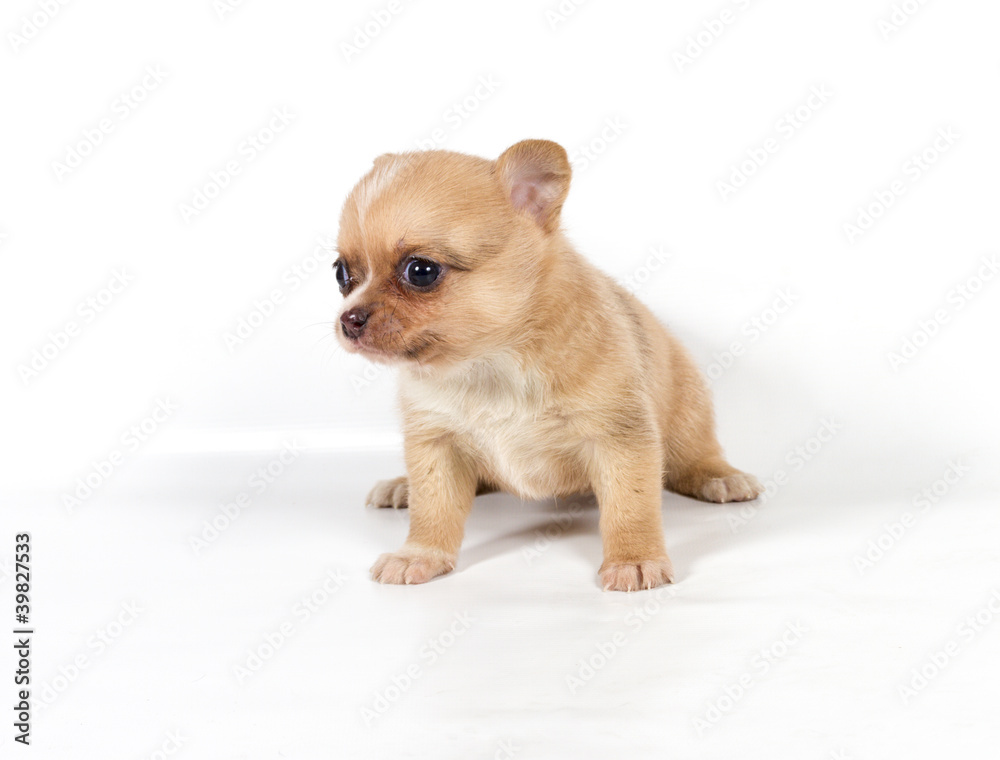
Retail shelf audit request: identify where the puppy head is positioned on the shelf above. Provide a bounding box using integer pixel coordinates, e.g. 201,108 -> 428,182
334,140 -> 571,367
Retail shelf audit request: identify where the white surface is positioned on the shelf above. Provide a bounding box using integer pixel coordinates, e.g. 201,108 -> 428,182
2,0 -> 1000,757
6,451 -> 1000,759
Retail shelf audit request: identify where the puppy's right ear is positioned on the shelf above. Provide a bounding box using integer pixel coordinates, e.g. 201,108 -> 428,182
495,140 -> 571,234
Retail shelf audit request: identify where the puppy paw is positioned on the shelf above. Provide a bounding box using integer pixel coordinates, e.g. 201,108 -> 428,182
699,472 -> 762,503
600,557 -> 675,592
371,549 -> 454,585
366,476 -> 409,509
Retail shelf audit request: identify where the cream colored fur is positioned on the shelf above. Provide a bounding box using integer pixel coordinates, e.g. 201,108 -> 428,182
336,140 -> 761,591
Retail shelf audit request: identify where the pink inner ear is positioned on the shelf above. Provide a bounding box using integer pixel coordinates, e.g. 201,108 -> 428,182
509,174 -> 554,224
510,182 -> 542,217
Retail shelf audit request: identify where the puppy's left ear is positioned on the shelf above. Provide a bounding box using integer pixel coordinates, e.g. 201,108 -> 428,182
495,140 -> 571,234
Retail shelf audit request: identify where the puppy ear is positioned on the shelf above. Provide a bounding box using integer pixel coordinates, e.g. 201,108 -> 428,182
495,140 -> 571,233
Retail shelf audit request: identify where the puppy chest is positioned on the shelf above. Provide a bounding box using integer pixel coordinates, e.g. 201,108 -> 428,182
405,371 -> 585,497
464,409 -> 583,498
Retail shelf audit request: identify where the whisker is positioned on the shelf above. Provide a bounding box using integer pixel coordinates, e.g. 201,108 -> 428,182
300,320 -> 338,332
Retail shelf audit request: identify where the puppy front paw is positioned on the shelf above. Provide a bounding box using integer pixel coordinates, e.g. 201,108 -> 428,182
366,476 -> 409,509
600,557 -> 675,592
700,473 -> 762,503
371,549 -> 455,585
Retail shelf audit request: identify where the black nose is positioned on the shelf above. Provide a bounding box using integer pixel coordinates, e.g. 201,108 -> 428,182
340,307 -> 369,339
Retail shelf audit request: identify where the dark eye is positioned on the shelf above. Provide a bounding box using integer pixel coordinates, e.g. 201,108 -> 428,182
402,258 -> 441,288
334,260 -> 350,291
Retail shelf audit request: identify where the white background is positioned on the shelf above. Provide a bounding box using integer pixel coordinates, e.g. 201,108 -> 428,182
2,0 -> 999,757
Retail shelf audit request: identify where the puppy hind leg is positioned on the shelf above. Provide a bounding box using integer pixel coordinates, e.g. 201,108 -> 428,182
366,476 -> 496,510
665,454 -> 762,503
367,476 -> 409,509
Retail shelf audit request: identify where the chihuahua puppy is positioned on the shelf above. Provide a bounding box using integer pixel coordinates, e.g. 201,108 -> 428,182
335,139 -> 761,591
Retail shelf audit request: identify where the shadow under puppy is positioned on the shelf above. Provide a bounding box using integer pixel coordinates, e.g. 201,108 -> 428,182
334,139 -> 761,591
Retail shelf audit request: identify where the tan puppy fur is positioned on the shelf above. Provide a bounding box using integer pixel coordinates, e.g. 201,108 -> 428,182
335,140 -> 761,592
